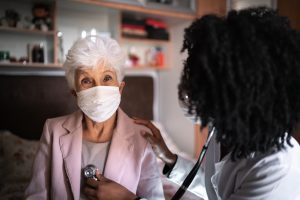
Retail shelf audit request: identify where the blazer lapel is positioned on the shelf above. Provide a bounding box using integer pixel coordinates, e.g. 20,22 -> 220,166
104,109 -> 135,183
59,110 -> 83,200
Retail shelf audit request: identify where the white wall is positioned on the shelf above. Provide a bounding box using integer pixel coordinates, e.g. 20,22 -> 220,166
57,1 -> 119,61
229,0 -> 277,11
158,21 -> 195,156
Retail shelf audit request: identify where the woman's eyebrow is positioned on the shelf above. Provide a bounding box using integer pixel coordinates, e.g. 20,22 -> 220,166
78,70 -> 91,76
103,69 -> 114,73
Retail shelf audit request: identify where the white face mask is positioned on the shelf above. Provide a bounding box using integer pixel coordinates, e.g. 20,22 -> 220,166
76,86 -> 121,123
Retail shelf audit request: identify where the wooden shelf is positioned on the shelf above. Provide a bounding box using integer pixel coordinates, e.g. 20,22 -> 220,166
120,37 -> 170,44
0,62 -> 168,71
0,62 -> 62,68
0,26 -> 55,36
125,65 -> 168,70
74,0 -> 196,20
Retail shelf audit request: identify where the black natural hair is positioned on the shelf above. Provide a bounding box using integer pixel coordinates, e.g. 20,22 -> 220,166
178,7 -> 300,160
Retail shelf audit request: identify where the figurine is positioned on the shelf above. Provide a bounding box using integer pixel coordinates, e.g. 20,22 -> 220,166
1,9 -> 20,27
31,4 -> 52,31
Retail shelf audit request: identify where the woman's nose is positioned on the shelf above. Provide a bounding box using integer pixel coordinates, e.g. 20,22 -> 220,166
94,80 -> 102,86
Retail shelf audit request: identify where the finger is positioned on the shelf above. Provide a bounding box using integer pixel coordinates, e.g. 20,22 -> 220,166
84,194 -> 98,200
85,194 -> 98,200
141,131 -> 155,144
95,169 -> 101,180
86,178 -> 99,188
95,169 -> 105,181
87,196 -> 97,200
134,119 -> 160,136
133,118 -> 150,126
83,186 -> 97,198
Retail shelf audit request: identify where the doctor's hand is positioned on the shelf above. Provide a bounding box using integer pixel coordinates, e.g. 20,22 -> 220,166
83,170 -> 137,200
133,118 -> 177,167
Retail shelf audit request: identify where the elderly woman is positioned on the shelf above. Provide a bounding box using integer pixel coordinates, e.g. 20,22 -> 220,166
25,36 -> 164,200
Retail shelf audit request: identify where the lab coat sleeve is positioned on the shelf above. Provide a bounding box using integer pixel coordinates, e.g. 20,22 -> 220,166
164,155 -> 207,198
227,156 -> 288,200
24,120 -> 51,200
136,142 -> 165,200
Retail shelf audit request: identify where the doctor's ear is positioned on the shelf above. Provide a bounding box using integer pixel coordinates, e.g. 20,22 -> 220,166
119,81 -> 125,95
71,90 -> 77,97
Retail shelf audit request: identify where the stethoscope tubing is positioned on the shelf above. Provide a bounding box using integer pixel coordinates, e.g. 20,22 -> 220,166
171,125 -> 215,200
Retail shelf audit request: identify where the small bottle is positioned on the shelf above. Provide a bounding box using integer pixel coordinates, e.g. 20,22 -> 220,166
0,51 -> 10,63
32,44 -> 44,63
155,47 -> 164,67
145,47 -> 156,67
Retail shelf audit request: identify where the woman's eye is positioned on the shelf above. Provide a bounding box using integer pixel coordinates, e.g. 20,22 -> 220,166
81,78 -> 92,85
103,75 -> 112,82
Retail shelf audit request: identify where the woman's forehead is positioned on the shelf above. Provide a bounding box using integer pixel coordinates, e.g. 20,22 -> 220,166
77,65 -> 116,75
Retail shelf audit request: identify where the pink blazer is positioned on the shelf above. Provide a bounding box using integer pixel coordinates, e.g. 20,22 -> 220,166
25,109 -> 164,200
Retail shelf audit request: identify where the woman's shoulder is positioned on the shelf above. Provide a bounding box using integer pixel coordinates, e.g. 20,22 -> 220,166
255,137 -> 300,166
233,137 -> 300,184
117,109 -> 150,145
45,110 -> 79,123
44,110 -> 82,132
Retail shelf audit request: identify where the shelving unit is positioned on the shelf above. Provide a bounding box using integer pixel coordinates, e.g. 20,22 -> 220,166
119,10 -> 171,70
125,65 -> 169,71
0,0 -> 57,66
73,0 -> 196,20
119,37 -> 170,44
0,62 -> 62,68
0,0 -> 195,71
0,26 -> 55,35
120,40 -> 170,69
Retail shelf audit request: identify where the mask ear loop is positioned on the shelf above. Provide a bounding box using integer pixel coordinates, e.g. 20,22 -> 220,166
171,120 -> 215,200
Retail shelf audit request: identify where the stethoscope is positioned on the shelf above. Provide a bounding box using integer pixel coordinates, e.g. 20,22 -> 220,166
171,121 -> 216,200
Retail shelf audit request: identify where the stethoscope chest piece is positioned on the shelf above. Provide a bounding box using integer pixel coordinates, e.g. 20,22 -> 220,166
83,164 -> 98,180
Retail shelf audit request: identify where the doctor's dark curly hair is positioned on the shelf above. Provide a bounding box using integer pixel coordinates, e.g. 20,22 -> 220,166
178,7 -> 300,160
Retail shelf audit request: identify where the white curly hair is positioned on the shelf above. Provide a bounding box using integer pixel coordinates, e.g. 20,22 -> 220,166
63,35 -> 125,90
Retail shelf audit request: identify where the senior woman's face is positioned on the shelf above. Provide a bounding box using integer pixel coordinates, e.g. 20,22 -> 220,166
75,64 -> 122,92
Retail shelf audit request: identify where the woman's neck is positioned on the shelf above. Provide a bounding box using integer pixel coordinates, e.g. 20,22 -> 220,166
82,112 -> 117,143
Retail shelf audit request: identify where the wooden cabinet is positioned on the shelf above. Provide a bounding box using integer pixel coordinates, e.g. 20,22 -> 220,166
75,0 -> 196,20
105,0 -> 197,14
277,0 -> 300,30
197,0 -> 227,17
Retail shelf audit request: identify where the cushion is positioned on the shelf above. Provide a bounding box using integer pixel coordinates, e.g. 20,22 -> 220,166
0,130 -> 39,199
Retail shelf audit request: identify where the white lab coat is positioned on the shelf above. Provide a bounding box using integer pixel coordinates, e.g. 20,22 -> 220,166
167,136 -> 300,200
